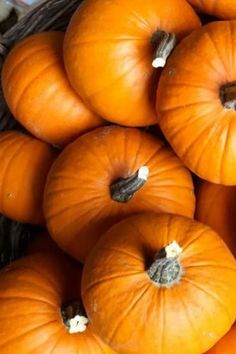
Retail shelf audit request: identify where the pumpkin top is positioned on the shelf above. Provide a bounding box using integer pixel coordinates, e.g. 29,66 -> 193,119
0,252 -> 115,353
82,213 -> 236,354
1,31 -> 103,147
44,125 -> 195,263
64,0 -> 201,126
157,21 -> 236,185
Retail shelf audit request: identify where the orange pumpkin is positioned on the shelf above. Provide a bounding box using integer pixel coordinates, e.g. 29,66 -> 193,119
206,323 -> 236,354
196,181 -> 236,258
0,131 -> 56,224
82,213 -> 236,354
1,31 -> 104,147
64,0 -> 201,127
0,252 -> 115,353
44,126 -> 195,263
188,0 -> 236,20
157,21 -> 236,185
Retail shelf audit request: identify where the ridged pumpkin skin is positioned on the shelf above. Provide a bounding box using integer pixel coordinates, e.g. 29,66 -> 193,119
44,126 -> 195,263
82,213 -> 236,354
157,21 -> 236,185
64,0 -> 201,127
206,323 -> 236,354
196,182 -> 236,258
0,131 -> 56,224
188,0 -> 236,20
1,31 -> 103,147
0,253 -> 114,354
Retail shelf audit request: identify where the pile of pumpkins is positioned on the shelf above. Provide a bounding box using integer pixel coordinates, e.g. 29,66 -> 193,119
0,0 -> 236,353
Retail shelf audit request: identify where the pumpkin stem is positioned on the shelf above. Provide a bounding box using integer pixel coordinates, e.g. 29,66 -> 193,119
151,30 -> 176,68
220,82 -> 236,110
110,166 -> 149,203
61,300 -> 89,334
147,241 -> 183,288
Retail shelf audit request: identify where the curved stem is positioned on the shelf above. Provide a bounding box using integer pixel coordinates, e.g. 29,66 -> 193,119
220,82 -> 236,110
151,30 -> 176,68
147,241 -> 183,288
110,166 -> 149,203
61,300 -> 88,334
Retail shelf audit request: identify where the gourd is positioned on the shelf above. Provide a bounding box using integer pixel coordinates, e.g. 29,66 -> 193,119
64,0 -> 201,126
157,21 -> 236,185
44,126 -> 195,263
82,213 -> 236,354
0,252 -> 115,353
1,31 -> 104,147
0,131 -> 56,224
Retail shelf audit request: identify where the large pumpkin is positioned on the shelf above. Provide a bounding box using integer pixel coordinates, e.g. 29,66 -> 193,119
157,21 -> 236,185
188,0 -> 236,20
0,131 -> 56,224
1,31 -> 104,147
82,213 -> 236,354
64,0 -> 201,127
196,181 -> 236,258
0,252 -> 115,353
206,323 -> 236,354
44,126 -> 195,263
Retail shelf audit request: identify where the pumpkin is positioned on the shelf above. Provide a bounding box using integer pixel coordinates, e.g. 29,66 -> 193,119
196,181 -> 236,258
82,213 -> 236,354
157,21 -> 236,185
206,323 -> 236,354
0,131 -> 56,224
44,126 -> 195,263
1,31 -> 104,147
188,0 -> 236,20
0,252 -> 115,353
63,0 -> 201,127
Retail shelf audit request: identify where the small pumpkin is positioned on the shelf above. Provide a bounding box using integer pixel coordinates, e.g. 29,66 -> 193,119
157,21 -> 236,185
44,126 -> 195,263
0,131 -> 56,224
206,323 -> 236,354
64,0 -> 201,127
1,31 -> 104,147
188,0 -> 236,20
82,213 -> 236,354
196,181 -> 236,258
0,252 -> 115,353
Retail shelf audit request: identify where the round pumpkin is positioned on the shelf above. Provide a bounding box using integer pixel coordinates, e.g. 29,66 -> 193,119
1,31 -> 104,147
0,252 -> 114,353
157,21 -> 236,185
0,131 -> 56,224
82,213 -> 236,354
44,126 -> 195,263
196,181 -> 236,258
188,0 -> 236,20
206,323 -> 236,354
64,0 -> 201,127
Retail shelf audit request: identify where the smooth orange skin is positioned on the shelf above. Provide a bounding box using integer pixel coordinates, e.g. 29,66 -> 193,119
188,0 -> 236,19
157,21 -> 236,185
1,31 -> 104,147
206,323 -> 236,354
44,126 -> 195,263
196,181 -> 236,258
64,0 -> 201,127
82,213 -> 236,354
0,131 -> 56,225
0,253 -> 115,354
